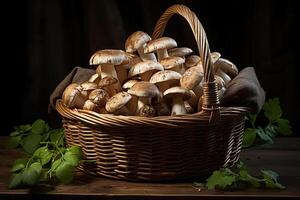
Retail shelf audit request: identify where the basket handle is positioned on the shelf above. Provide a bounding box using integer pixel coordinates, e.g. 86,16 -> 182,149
152,4 -> 220,121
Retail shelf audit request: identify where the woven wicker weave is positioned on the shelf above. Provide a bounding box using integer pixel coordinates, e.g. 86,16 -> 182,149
56,4 -> 248,181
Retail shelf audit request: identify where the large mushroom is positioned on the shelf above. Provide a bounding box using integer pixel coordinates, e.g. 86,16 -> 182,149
127,81 -> 160,115
144,37 -> 177,61
163,86 -> 191,115
125,31 -> 157,62
160,56 -> 185,74
62,83 -> 86,109
149,70 -> 182,93
89,88 -> 110,108
168,47 -> 193,74
128,60 -> 163,81
180,66 -> 204,99
122,79 -> 139,91
105,91 -> 136,116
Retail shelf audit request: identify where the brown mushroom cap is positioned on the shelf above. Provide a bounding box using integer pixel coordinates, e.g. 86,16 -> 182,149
88,73 -> 101,84
185,55 -> 201,68
122,79 -> 139,90
125,31 -> 152,53
160,56 -> 185,70
127,81 -> 160,98
168,47 -> 193,57
81,82 -> 98,91
89,49 -> 129,65
214,75 -> 226,90
128,60 -> 163,78
138,104 -> 156,117
62,83 -> 85,108
144,37 -> 177,54
98,76 -> 118,88
83,100 -> 99,111
214,58 -> 239,78
150,70 -> 181,85
89,89 -> 109,107
180,67 -> 204,90
163,86 -> 191,101
211,52 -> 221,64
105,92 -> 132,113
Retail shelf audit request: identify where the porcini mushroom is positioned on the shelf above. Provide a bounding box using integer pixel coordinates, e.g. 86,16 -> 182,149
125,31 -> 157,61
105,91 -> 135,116
180,66 -> 204,99
214,58 -> 239,79
168,47 -> 193,58
138,104 -> 156,117
62,83 -> 86,109
128,60 -> 163,81
149,70 -> 182,93
127,81 -> 160,115
89,89 -> 109,108
163,86 -> 191,115
88,73 -> 101,84
80,82 -> 98,99
144,37 -> 177,61
83,100 -> 99,112
160,56 -> 185,74
122,79 -> 139,91
98,76 -> 119,97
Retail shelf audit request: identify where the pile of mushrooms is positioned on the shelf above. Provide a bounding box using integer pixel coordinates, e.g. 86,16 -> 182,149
62,31 -> 239,117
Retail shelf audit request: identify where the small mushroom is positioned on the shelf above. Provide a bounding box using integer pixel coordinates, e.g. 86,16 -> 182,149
160,56 -> 185,74
62,83 -> 86,109
80,82 -> 98,99
122,79 -> 140,91
180,66 -> 204,99
214,58 -> 239,79
83,100 -> 99,112
187,90 -> 198,110
105,91 -> 135,115
144,37 -> 177,61
138,104 -> 156,117
128,60 -> 164,81
211,52 -> 221,63
163,86 -> 191,116
216,69 -> 232,85
125,31 -> 157,61
98,76 -> 119,97
149,70 -> 182,93
88,73 -> 101,84
184,101 -> 194,114
127,81 -> 160,115
214,75 -> 226,99
168,47 -> 193,74
89,89 -> 109,107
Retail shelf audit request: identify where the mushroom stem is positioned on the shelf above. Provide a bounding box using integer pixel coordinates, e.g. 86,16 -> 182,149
115,67 -> 127,85
136,97 -> 151,114
157,49 -> 168,61
171,97 -> 187,115
140,72 -> 154,81
101,63 -> 118,79
158,83 -> 170,93
137,47 -> 157,62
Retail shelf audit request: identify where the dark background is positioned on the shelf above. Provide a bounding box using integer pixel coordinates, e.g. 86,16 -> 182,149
1,0 -> 299,135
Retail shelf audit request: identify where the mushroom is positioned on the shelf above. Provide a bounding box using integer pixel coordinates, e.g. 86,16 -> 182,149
80,82 -> 98,99
211,52 -> 221,63
138,104 -> 156,117
89,89 -> 109,108
62,83 -> 86,109
216,69 -> 232,85
128,60 -> 163,81
98,76 -> 119,97
214,58 -> 239,79
160,56 -> 185,74
115,53 -> 140,85
122,79 -> 140,91
180,66 -> 204,99
163,86 -> 191,115
152,100 -> 171,116
127,81 -> 160,115
88,73 -> 101,84
144,37 -> 177,61
105,91 -> 135,116
83,100 -> 99,112
187,90 -> 198,110
168,47 -> 193,74
149,70 -> 182,93
125,31 -> 157,62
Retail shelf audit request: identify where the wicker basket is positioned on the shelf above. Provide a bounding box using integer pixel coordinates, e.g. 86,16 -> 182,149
56,4 -> 248,181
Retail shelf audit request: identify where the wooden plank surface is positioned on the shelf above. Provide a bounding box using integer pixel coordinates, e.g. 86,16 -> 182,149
0,137 -> 300,199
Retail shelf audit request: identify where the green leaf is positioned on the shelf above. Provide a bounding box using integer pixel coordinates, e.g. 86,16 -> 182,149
242,128 -> 257,148
19,124 -> 32,132
256,127 -> 273,144
33,147 -> 53,166
9,131 -> 20,137
263,98 -> 282,122
8,173 -> 23,189
67,146 -> 83,159
245,113 -> 257,126
21,134 -> 42,154
21,162 -> 42,186
51,158 -> 63,171
276,118 -> 292,136
261,170 -> 285,189
64,152 -> 80,167
8,135 -> 21,148
31,119 -> 47,135
11,158 -> 28,173
206,169 -> 237,190
49,129 -> 65,146
56,162 -> 75,184
264,124 -> 277,138
239,170 -> 261,188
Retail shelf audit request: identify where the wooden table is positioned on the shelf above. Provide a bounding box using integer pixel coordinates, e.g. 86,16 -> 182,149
1,137 -> 299,199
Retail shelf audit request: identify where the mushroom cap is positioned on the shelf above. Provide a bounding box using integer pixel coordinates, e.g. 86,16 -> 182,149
127,81 -> 160,98
150,70 -> 182,85
168,47 -> 193,57
163,86 -> 191,101
88,74 -> 101,84
214,58 -> 238,78
89,49 -> 129,65
125,31 -> 152,53
118,54 -> 142,69
62,83 -> 82,107
83,100 -> 98,111
180,66 -> 204,90
122,79 -> 139,90
214,75 -> 226,90
98,76 -> 118,87
144,37 -> 177,54
160,56 -> 185,70
211,52 -> 221,64
138,105 -> 156,117
128,60 -> 163,78
185,55 -> 201,68
89,89 -> 109,107
80,82 -> 98,91
105,91 -> 132,113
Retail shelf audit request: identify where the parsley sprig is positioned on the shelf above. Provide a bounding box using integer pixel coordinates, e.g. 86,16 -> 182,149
243,98 -> 292,148
8,119 -> 83,189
